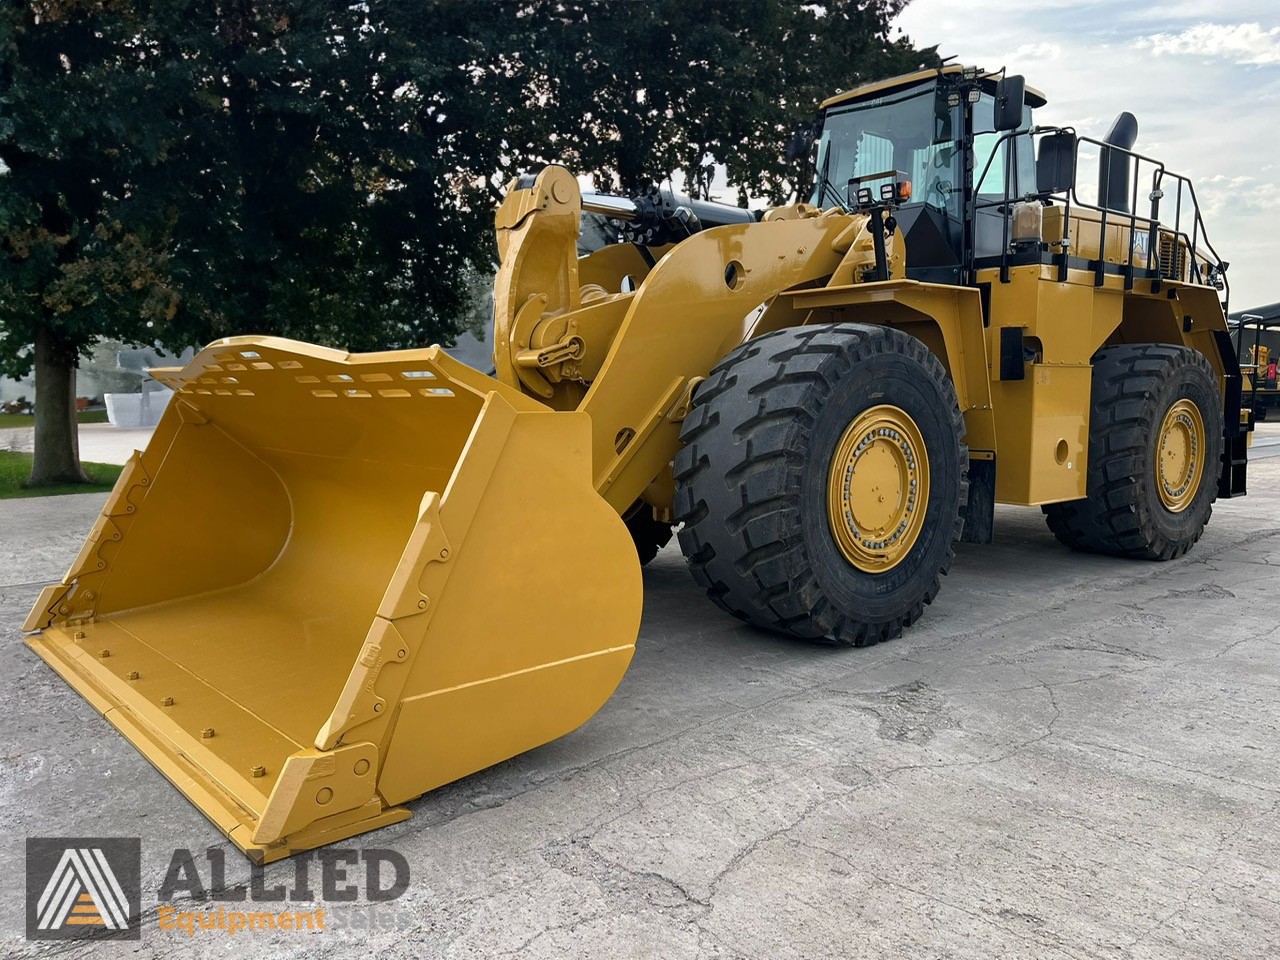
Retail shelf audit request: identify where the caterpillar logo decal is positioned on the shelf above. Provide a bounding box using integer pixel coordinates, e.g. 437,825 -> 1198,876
26,838 -> 141,941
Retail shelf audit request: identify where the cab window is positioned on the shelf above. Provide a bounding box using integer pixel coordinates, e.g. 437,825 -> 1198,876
972,94 -> 1036,197
813,84 -> 963,220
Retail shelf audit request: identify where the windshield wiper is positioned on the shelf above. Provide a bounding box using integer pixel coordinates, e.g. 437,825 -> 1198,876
815,148 -> 847,211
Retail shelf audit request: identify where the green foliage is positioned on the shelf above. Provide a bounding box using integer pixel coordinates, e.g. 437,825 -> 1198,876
0,408 -> 104,427
526,0 -> 935,203
0,0 -> 509,374
1,0 -> 935,376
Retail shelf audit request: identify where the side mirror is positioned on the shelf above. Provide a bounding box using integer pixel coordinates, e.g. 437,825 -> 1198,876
1036,132 -> 1077,194
995,75 -> 1026,131
785,121 -> 819,161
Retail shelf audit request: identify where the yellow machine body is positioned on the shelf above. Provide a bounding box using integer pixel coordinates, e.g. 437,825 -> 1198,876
491,166 -> 1234,513
26,67 -> 1241,859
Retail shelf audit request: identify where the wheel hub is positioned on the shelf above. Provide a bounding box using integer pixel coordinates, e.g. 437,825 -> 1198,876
1156,398 -> 1204,513
827,405 -> 930,573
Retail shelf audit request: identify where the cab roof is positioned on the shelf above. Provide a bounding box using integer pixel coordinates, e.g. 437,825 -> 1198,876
820,64 -> 1048,111
1231,303 -> 1280,328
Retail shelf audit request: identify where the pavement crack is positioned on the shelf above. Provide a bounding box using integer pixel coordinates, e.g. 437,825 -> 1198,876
790,837 -> 1097,960
1122,797 -> 1280,950
1072,739 -> 1280,798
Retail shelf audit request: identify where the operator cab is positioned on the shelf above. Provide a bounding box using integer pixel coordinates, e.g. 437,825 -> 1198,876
809,65 -> 1228,299
811,65 -> 1045,284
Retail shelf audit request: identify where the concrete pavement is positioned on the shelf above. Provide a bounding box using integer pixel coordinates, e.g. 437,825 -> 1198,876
1,452 -> 1278,958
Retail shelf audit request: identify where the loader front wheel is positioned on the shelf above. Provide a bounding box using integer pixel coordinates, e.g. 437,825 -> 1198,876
1043,344 -> 1222,560
674,324 -> 967,646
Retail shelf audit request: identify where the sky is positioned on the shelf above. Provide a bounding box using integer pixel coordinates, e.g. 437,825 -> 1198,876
891,0 -> 1280,311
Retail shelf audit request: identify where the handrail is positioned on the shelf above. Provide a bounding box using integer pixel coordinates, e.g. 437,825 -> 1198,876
970,125 -> 1228,311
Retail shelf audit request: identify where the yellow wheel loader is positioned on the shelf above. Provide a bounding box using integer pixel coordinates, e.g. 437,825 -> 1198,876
25,64 -> 1249,862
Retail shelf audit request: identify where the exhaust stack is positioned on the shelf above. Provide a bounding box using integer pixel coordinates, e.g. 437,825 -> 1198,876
1098,112 -> 1138,213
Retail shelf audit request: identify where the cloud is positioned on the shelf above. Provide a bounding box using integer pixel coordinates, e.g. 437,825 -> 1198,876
1205,178 -> 1280,215
1011,42 -> 1062,61
1196,175 -> 1256,217
1135,22 -> 1280,65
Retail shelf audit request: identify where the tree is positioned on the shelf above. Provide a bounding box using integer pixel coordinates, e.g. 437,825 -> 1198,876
1,0 -> 510,484
513,0 -> 936,203
1,0 -> 188,483
1,0 -> 935,486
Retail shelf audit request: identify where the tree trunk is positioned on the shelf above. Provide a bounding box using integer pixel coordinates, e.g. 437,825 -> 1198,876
29,325 -> 91,487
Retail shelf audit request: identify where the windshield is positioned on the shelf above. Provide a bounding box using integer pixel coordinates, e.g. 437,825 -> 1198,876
812,83 -> 962,219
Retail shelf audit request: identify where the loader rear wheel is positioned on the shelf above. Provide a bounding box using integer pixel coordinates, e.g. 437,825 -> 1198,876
624,501 -> 675,566
1043,344 -> 1222,560
674,324 -> 967,646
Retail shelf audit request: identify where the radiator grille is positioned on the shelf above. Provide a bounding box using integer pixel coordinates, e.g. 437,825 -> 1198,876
1159,232 -> 1187,280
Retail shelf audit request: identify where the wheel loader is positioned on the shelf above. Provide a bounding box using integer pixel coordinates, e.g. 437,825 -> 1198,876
24,64 -> 1249,862
1233,307 -> 1280,420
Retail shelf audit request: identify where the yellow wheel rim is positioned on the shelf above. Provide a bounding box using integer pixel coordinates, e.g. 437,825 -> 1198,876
1156,398 -> 1205,513
826,405 -> 930,573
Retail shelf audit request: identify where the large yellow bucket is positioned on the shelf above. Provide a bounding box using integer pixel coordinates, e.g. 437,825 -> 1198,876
24,337 -> 641,862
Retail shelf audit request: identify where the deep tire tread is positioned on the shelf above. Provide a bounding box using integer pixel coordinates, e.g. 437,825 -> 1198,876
674,324 -> 967,647
1043,343 -> 1221,561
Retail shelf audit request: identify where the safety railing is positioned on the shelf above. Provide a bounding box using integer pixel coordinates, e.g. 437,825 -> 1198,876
971,127 -> 1229,312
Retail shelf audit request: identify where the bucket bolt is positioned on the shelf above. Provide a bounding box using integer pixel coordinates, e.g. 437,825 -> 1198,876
161,696 -> 174,707
127,671 -> 140,681
98,649 -> 109,658
201,728 -> 215,739
250,765 -> 266,778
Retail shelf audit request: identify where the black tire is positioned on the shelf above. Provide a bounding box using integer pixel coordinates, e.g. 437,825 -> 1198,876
624,501 -> 675,566
673,324 -> 967,646
1043,343 -> 1222,560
